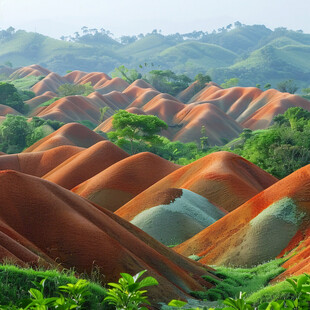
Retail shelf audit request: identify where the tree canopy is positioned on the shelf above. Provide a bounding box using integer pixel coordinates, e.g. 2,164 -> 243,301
0,82 -> 25,113
107,110 -> 168,154
57,82 -> 94,97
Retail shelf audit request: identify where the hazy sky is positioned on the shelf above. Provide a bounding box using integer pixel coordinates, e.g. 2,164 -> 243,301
0,0 -> 309,38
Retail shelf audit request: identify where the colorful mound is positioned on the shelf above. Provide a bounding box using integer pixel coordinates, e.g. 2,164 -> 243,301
31,72 -> 68,95
117,152 -> 277,217
174,164 -> 310,268
72,152 -> 180,211
9,64 -> 50,79
43,141 -> 129,189
0,104 -> 21,116
0,169 -> 214,303
26,91 -> 57,111
173,102 -> 242,145
33,95 -> 100,124
129,188 -> 226,246
0,145 -> 83,177
23,123 -> 105,152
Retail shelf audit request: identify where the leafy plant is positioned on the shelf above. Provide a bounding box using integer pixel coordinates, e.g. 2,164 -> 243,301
104,270 -> 158,310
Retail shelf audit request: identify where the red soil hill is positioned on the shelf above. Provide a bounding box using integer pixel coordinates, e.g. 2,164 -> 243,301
43,141 -> 129,190
72,152 -> 180,211
174,164 -> 310,268
23,123 -> 105,152
116,152 -> 277,220
0,170 -> 215,303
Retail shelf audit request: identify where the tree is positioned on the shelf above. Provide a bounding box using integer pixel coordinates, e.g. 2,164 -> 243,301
221,78 -> 239,89
111,66 -> 141,84
100,106 -> 110,123
264,83 -> 272,90
0,82 -> 25,113
277,79 -> 298,94
57,82 -> 94,97
194,73 -> 211,93
146,70 -> 192,96
200,126 -> 208,151
0,115 -> 30,152
107,110 -> 168,154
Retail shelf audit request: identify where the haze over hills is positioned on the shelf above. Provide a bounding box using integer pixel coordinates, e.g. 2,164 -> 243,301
1,24 -> 310,88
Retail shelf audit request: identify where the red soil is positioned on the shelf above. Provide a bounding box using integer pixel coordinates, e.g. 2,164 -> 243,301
96,77 -> 129,94
26,91 -> 57,111
116,151 -> 277,220
174,164 -> 310,267
9,65 -> 50,79
0,169 -> 214,303
43,141 -> 129,189
23,123 -> 105,152
31,73 -> 68,96
72,152 -> 180,211
172,103 -> 242,145
63,70 -> 88,83
0,104 -> 21,116
33,95 -> 100,124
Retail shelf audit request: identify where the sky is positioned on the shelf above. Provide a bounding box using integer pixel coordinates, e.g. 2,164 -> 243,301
0,0 -> 309,39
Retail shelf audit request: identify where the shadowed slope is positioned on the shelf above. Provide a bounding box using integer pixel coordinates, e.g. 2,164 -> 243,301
72,152 -> 180,211
43,141 -> 129,190
0,170 -> 214,303
23,123 -> 105,152
175,165 -> 310,268
117,152 -> 277,219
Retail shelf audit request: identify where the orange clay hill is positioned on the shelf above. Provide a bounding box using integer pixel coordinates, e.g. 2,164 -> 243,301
116,151 -> 277,219
128,188 -> 227,246
72,152 -> 181,212
0,145 -> 83,177
174,164 -> 310,268
9,64 -> 50,79
0,169 -> 217,303
43,141 -> 129,190
31,72 -> 68,96
23,123 -> 105,152
33,95 -> 100,124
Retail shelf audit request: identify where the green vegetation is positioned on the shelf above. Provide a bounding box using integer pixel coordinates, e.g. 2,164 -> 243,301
57,82 -> 94,97
104,270 -> 158,310
39,97 -> 60,107
1,25 -> 310,87
111,65 -> 141,83
191,259 -> 285,302
0,82 -> 26,113
220,78 -> 239,88
107,110 -> 168,154
0,264 -> 110,309
145,70 -> 192,96
277,79 -> 299,94
233,107 -> 310,178
0,115 -> 64,153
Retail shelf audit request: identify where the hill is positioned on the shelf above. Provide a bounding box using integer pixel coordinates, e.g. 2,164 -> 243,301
1,25 -> 310,87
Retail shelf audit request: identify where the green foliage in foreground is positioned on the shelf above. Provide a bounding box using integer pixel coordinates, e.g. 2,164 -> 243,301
0,264 -> 110,309
104,270 -> 158,310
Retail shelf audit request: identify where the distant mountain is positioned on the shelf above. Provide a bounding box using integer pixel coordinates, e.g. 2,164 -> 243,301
0,24 -> 310,88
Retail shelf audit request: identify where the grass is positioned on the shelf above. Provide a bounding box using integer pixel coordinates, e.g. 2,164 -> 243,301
190,259 -> 286,302
2,75 -> 43,91
0,263 -> 112,309
38,97 -> 60,107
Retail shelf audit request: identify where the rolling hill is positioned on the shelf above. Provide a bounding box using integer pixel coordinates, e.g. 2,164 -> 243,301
1,24 -> 310,88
